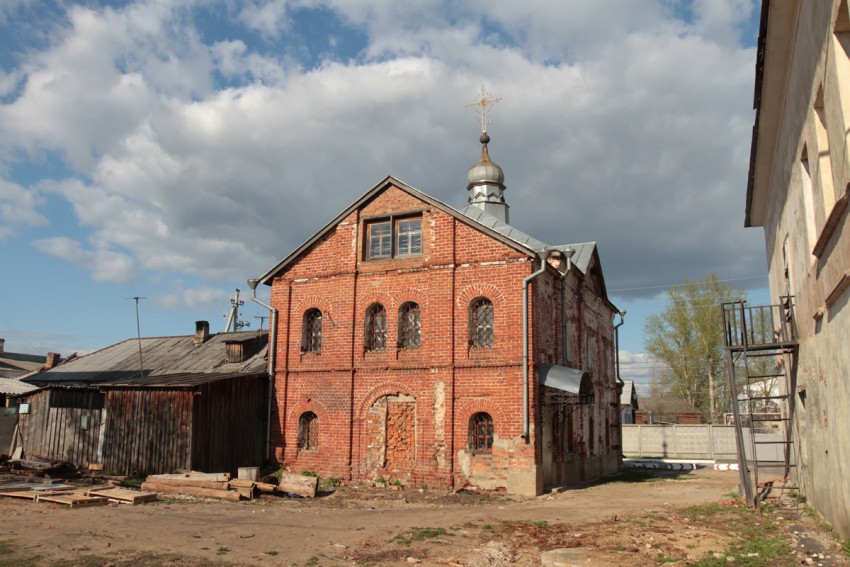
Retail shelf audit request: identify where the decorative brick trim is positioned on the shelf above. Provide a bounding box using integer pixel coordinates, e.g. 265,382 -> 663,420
358,382 -> 419,418
456,283 -> 507,308
455,399 -> 507,433
288,397 -> 329,424
294,295 -> 334,318
394,287 -> 429,309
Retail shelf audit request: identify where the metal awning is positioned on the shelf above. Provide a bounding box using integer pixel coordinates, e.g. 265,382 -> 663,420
538,364 -> 594,402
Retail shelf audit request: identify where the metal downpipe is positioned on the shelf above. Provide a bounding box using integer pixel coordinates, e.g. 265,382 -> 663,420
522,250 -> 552,442
248,279 -> 278,462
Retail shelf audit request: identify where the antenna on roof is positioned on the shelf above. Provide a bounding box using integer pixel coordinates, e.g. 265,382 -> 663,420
125,296 -> 146,378
254,314 -> 268,331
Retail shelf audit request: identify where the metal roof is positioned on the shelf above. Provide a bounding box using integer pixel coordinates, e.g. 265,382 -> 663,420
0,377 -> 39,396
538,363 -> 593,396
24,331 -> 268,385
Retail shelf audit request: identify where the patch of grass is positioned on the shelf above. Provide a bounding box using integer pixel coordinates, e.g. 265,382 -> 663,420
305,556 -> 320,566
805,505 -> 818,518
324,476 -> 340,488
301,470 -> 318,477
376,476 -> 387,485
265,550 -> 279,556
841,538 -> 850,557
691,506 -> 794,567
685,502 -> 723,520
216,546 -> 230,555
390,479 -> 404,487
482,524 -> 493,530
392,527 -> 448,546
630,518 -> 650,528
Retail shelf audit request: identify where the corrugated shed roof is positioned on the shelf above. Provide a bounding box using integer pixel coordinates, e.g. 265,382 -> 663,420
0,377 -> 40,396
24,331 -> 268,385
99,370 -> 267,388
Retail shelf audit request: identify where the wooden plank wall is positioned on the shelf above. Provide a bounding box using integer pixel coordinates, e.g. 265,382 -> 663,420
17,389 -> 105,466
192,376 -> 266,474
102,389 -> 193,476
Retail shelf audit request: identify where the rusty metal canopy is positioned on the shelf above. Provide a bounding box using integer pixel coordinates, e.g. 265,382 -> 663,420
538,363 -> 593,400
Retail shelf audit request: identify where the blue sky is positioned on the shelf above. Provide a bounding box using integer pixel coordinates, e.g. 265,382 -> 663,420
0,0 -> 768,392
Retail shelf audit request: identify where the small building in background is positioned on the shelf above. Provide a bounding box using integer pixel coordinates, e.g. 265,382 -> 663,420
17,323 -> 269,476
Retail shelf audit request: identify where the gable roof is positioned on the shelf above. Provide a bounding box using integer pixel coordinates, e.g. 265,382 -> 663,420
24,330 -> 268,386
259,176 -> 616,315
259,176 -> 545,285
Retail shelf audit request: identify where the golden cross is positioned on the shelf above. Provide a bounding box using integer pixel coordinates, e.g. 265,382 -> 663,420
467,85 -> 501,133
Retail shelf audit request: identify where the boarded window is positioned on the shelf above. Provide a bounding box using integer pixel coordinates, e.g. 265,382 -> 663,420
398,302 -> 421,348
364,303 -> 387,351
298,411 -> 319,450
302,309 -> 322,353
468,412 -> 494,453
469,297 -> 494,348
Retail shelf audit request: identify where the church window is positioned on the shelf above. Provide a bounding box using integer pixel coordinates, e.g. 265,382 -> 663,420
398,302 -> 421,348
468,412 -> 494,453
302,308 -> 322,353
297,411 -> 319,450
364,303 -> 387,351
469,297 -> 494,348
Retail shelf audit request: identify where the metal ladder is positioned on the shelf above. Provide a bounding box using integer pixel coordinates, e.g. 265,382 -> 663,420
722,298 -> 798,507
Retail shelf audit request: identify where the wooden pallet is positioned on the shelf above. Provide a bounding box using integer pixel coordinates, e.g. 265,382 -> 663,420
35,492 -> 109,508
87,487 -> 157,505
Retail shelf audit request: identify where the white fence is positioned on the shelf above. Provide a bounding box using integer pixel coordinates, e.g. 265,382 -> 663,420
622,424 -> 739,460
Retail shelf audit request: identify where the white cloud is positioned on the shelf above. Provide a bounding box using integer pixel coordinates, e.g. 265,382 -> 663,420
2,0 -> 765,298
0,179 -> 46,240
33,235 -> 139,283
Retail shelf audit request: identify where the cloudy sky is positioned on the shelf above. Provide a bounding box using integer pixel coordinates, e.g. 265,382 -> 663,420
0,0 -> 769,390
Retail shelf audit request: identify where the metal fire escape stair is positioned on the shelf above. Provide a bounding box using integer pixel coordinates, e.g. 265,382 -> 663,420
722,298 -> 799,507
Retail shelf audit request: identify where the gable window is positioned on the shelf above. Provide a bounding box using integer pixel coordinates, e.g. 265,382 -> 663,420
364,303 -> 387,351
468,412 -> 494,453
368,221 -> 392,258
297,411 -> 319,450
396,219 -> 422,256
302,308 -> 322,353
469,297 -> 494,348
398,302 -> 421,348
365,215 -> 422,259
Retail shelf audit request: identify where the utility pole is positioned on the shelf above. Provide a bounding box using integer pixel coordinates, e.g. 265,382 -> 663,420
254,314 -> 268,331
125,296 -> 146,378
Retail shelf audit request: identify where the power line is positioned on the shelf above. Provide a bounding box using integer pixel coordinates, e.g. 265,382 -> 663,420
0,312 -> 47,355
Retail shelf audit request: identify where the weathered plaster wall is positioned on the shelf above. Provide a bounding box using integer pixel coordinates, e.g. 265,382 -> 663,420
758,0 -> 850,537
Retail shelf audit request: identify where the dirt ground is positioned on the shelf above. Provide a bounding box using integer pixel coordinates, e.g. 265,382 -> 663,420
1,468 -> 848,566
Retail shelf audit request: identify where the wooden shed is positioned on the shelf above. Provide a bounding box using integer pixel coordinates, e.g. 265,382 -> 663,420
18,326 -> 270,476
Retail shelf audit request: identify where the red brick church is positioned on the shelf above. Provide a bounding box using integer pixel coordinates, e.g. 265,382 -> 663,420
257,127 -> 621,495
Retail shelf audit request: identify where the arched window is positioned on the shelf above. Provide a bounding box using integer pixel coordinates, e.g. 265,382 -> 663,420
297,411 -> 319,450
364,303 -> 387,351
469,297 -> 494,348
302,309 -> 322,353
468,412 -> 494,453
398,302 -> 421,348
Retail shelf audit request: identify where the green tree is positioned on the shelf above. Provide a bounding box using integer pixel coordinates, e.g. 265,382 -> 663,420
643,274 -> 745,423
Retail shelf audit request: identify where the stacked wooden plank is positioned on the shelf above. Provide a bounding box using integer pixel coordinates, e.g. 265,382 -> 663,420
140,471 -> 318,500
142,472 -> 255,501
